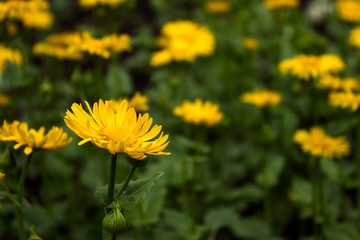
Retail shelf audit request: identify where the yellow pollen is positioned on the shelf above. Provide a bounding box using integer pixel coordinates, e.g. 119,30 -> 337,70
101,127 -> 135,144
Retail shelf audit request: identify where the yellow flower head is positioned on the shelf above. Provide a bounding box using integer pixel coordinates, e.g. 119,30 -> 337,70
336,0 -> 360,22
114,92 -> 149,112
0,44 -> 22,73
0,92 -> 10,106
241,89 -> 282,108
150,20 -> 215,66
242,37 -> 259,51
79,0 -> 127,9
329,91 -> 360,111
349,27 -> 360,48
0,120 -> 72,155
205,1 -> 231,14
294,126 -> 350,159
278,54 -> 345,80
0,172 -> 4,181
64,100 -> 170,160
173,99 -> 224,127
263,0 -> 299,9
318,75 -> 359,91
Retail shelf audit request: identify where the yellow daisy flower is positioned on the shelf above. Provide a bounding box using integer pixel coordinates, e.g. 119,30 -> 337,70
349,27 -> 360,48
173,99 -> 224,127
241,89 -> 282,108
64,99 -> 170,160
0,120 -> 21,143
329,91 -> 360,111
318,75 -> 359,91
79,0 -> 127,9
263,0 -> 299,10
335,0 -> 360,22
242,37 -> 259,51
205,0 -> 231,14
114,92 -> 149,112
0,44 -> 22,73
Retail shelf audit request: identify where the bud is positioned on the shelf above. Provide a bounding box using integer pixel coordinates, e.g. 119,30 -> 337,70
102,204 -> 129,236
127,157 -> 148,168
0,145 -> 16,171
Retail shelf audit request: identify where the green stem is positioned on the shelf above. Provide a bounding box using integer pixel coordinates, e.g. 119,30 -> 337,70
107,154 -> 117,209
114,165 -> 136,200
356,124 -> 360,229
17,153 -> 33,240
338,158 -> 345,220
311,157 -> 319,238
96,58 -> 104,99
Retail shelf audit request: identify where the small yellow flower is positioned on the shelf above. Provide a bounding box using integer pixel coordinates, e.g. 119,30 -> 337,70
173,99 -> 224,127
279,54 -> 345,80
0,92 -> 10,106
0,172 -> 4,181
318,75 -> 359,91
205,1 -> 231,14
79,0 -> 128,9
241,89 -> 282,108
335,0 -> 360,22
349,27 -> 360,48
294,126 -> 350,159
114,92 -> 149,112
150,20 -> 215,66
0,120 -> 72,155
242,37 -> 259,51
329,91 -> 360,111
64,99 -> 170,160
263,0 -> 299,10
0,44 -> 22,73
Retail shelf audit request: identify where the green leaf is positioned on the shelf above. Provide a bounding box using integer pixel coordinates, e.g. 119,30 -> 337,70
320,158 -> 339,181
231,218 -> 271,239
204,207 -> 239,231
105,64 -> 133,98
28,225 -> 43,240
0,145 -> 16,171
95,172 -> 164,207
0,191 -> 30,209
256,154 -> 285,188
323,223 -> 359,240
289,176 -> 313,219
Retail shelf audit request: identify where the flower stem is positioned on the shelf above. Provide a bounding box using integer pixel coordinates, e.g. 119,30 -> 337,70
16,153 -> 33,240
107,154 -> 117,209
338,158 -> 345,220
114,165 -> 136,200
356,123 -> 360,229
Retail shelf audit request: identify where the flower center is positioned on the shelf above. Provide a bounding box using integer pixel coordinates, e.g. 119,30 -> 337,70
101,126 -> 136,146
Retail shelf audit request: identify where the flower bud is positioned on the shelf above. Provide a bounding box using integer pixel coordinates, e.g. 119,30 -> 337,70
0,145 -> 16,171
102,205 -> 129,235
127,157 -> 148,167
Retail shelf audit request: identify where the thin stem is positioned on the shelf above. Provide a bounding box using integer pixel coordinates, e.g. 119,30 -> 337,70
17,153 -> 33,240
107,154 -> 117,208
338,158 -> 345,220
114,165 -> 136,200
356,123 -> 360,229
311,157 -> 319,239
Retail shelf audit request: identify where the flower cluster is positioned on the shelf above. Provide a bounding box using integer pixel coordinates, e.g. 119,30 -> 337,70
205,1 -> 231,14
173,99 -> 224,127
0,92 -> 10,106
150,20 -> 215,66
278,54 -> 345,80
241,89 -> 282,108
263,0 -> 299,10
33,31 -> 131,60
349,27 -> 360,48
242,37 -> 259,51
113,92 -> 149,112
335,0 -> 360,22
0,120 -> 72,155
294,126 -> 350,159
79,0 -> 127,9
0,44 -> 22,73
0,0 -> 53,30
329,91 -> 360,111
64,99 -> 170,160
318,75 -> 359,91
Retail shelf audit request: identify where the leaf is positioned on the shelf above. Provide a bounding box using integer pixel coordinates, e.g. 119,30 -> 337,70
231,218 -> 271,239
289,176 -> 312,205
323,223 -> 359,240
95,172 -> 164,207
105,64 -> 133,98
256,154 -> 285,188
28,225 -> 43,240
320,158 -> 339,181
0,191 -> 30,209
204,207 -> 239,232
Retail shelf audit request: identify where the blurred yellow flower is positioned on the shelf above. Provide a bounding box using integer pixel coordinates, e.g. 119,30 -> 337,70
64,99 -> 170,160
263,0 -> 299,9
0,172 -> 4,181
33,31 -> 131,60
279,54 -> 345,80
150,20 -> 215,66
335,0 -> 360,22
205,0 -> 231,14
0,92 -> 10,106
173,99 -> 223,127
0,0 -> 53,30
114,92 -> 149,112
318,75 -> 359,91
329,91 -> 360,111
349,27 -> 360,48
294,126 -> 350,159
0,44 -> 22,73
0,120 -> 72,155
241,89 -> 282,108
242,37 -> 259,51
79,0 -> 127,9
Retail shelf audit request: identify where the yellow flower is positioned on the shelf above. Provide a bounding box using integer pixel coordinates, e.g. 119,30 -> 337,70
335,0 -> 360,22
263,0 -> 299,9
0,44 -> 22,73
242,37 -> 259,51
114,92 -> 149,112
64,99 -> 170,160
329,91 -> 360,111
0,120 -> 72,155
173,99 -> 224,127
33,42 -> 83,60
318,75 -> 359,91
150,20 -> 215,66
79,0 -> 127,9
294,126 -> 350,159
241,89 -> 282,108
0,92 -> 10,106
205,1 -> 231,14
278,54 -> 345,80
0,172 -> 4,181
349,27 -> 360,48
